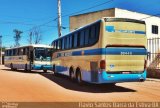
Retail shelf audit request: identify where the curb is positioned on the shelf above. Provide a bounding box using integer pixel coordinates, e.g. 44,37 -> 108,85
146,78 -> 160,82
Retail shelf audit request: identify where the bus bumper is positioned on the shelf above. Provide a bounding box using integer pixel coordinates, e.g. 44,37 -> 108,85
32,65 -> 53,70
96,70 -> 147,84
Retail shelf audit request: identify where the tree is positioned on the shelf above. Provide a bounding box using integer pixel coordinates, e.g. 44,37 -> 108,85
28,27 -> 42,44
2,47 -> 5,52
13,29 -> 23,47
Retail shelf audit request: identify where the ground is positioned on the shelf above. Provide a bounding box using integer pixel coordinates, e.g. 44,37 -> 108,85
0,65 -> 160,102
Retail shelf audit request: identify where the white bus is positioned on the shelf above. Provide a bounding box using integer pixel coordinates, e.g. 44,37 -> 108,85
5,44 -> 53,72
51,17 -> 147,84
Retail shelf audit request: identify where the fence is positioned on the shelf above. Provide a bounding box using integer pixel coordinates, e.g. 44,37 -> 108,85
147,38 -> 160,69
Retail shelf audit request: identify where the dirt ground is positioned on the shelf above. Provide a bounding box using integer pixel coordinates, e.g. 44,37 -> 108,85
0,65 -> 160,102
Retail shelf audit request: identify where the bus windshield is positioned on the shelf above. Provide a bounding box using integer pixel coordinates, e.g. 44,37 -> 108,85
34,47 -> 51,61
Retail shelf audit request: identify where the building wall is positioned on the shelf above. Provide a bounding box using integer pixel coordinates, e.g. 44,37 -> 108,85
69,8 -> 115,31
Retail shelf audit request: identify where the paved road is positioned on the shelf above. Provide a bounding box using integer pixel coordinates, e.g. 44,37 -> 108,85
0,65 -> 160,102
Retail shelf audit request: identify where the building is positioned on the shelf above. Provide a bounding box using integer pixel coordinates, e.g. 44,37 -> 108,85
70,8 -> 160,70
70,8 -> 160,39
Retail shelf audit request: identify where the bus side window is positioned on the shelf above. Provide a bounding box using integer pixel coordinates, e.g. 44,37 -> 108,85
85,28 -> 90,46
74,33 -> 78,48
69,35 -> 72,49
66,36 -> 69,49
58,39 -> 62,50
23,48 -> 26,55
64,37 -> 68,49
62,38 -> 65,50
10,50 -> 12,56
80,30 -> 85,47
72,34 -> 74,48
89,25 -> 96,44
5,51 -> 7,56
8,50 -> 10,56
18,48 -> 22,55
27,47 -> 29,59
60,39 -> 62,50
95,23 -> 100,40
13,49 -> 16,56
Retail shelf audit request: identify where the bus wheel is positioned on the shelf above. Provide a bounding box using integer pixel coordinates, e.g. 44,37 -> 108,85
69,68 -> 75,81
53,64 -> 55,72
43,69 -> 47,73
76,69 -> 83,85
25,64 -> 28,72
10,63 -> 14,71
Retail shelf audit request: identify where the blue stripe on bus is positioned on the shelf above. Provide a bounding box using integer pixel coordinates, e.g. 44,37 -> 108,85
73,48 -> 147,56
105,26 -> 146,35
134,31 -> 146,34
56,48 -> 147,58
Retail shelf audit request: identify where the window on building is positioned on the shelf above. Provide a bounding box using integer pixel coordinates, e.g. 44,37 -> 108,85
152,25 -> 158,34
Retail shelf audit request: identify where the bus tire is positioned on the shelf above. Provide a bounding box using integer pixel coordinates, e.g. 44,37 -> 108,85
25,64 -> 28,72
53,64 -> 55,72
10,63 -> 14,71
76,68 -> 83,85
43,69 -> 47,73
69,67 -> 75,81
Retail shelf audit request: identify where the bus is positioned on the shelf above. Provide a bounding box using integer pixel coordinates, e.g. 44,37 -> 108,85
4,44 -> 53,72
51,17 -> 147,84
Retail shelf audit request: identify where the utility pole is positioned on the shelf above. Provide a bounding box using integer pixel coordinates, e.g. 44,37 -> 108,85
57,0 -> 62,37
0,36 -> 2,65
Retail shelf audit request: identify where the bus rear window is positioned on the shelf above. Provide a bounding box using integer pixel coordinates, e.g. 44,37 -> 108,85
105,18 -> 145,24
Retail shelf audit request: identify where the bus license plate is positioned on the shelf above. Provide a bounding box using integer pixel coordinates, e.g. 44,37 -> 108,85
122,72 -> 130,74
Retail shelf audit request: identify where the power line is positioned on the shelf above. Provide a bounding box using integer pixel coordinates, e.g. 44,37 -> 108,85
0,20 -> 57,28
54,0 -> 114,20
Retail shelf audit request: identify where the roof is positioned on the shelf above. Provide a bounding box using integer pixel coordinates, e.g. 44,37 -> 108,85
6,44 -> 52,50
70,7 -> 160,18
52,17 -> 145,44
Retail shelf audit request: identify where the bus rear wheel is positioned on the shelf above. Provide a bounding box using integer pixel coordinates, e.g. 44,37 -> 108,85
76,69 -> 83,85
69,68 -> 75,81
43,69 -> 47,73
10,63 -> 14,71
25,64 -> 28,72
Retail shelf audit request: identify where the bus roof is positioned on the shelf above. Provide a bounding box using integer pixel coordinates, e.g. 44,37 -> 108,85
51,17 -> 145,45
51,19 -> 101,45
5,44 -> 52,50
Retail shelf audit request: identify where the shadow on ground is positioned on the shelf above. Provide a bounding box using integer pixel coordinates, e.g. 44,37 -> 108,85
1,68 -> 136,93
40,73 -> 137,93
1,68 -> 50,74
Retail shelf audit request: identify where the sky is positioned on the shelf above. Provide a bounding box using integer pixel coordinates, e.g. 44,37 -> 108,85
1,0 -> 160,47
